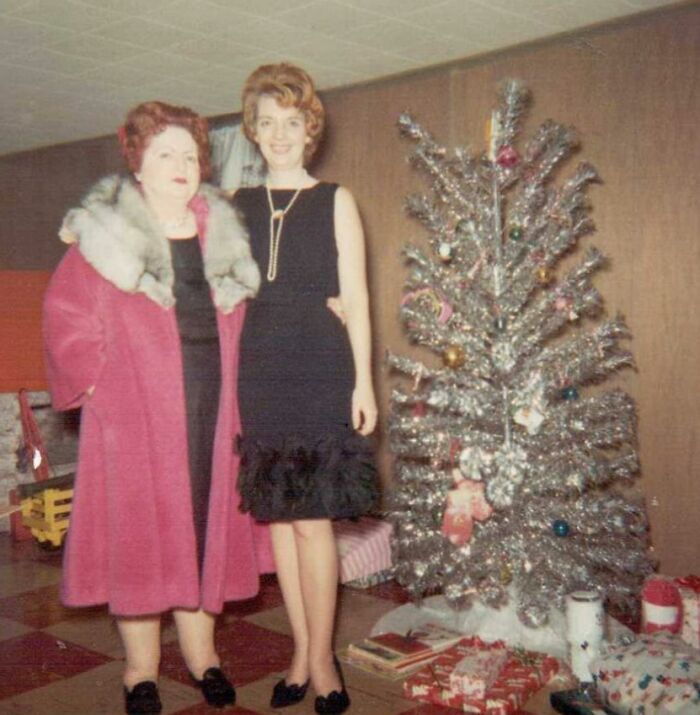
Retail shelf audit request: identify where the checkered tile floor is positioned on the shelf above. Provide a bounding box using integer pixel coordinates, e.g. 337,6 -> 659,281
0,534 -> 551,714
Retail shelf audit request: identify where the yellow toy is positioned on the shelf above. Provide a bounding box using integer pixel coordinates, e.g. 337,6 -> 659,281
18,474 -> 74,548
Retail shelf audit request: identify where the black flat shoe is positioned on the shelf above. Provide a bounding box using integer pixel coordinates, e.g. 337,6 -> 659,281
270,677 -> 310,708
124,681 -> 162,714
314,657 -> 350,715
190,666 -> 236,708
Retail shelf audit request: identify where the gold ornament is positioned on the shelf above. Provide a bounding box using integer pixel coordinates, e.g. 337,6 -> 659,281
442,344 -> 465,369
499,563 -> 513,585
536,266 -> 553,285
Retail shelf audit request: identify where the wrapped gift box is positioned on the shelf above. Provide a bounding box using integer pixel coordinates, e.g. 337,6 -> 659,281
591,632 -> 700,715
449,646 -> 509,699
404,636 -> 559,714
675,576 -> 700,650
333,517 -> 393,584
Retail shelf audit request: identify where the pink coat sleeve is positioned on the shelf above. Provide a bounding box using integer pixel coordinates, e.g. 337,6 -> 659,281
43,247 -> 107,411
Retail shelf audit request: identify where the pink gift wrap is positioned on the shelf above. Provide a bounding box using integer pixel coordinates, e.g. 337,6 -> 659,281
403,637 -> 559,714
591,632 -> 700,715
675,576 -> 700,650
332,517 -> 393,583
449,645 -> 509,698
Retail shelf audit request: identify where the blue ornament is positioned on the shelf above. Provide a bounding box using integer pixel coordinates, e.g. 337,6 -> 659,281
552,519 -> 570,537
508,226 -> 523,241
560,385 -> 579,401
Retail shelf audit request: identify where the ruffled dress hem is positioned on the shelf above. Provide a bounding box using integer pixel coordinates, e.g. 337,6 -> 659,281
236,433 -> 378,522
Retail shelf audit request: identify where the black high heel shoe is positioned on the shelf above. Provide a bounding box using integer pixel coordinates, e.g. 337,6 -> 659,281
314,656 -> 350,715
270,677 -> 310,708
190,667 -> 236,708
124,681 -> 162,714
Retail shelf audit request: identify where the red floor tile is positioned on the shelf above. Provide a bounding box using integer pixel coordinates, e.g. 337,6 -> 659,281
160,618 -> 294,688
0,630 -> 113,699
0,583 -> 72,628
222,574 -> 285,618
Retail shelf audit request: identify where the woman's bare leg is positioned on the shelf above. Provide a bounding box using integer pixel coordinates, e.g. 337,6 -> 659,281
293,518 -> 341,695
270,521 -> 310,684
172,608 -> 219,679
117,616 -> 161,689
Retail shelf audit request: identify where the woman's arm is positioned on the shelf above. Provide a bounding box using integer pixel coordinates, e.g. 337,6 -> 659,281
43,247 -> 106,410
334,186 -> 377,436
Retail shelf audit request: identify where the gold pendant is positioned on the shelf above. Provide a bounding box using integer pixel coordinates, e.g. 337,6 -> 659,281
271,209 -> 285,220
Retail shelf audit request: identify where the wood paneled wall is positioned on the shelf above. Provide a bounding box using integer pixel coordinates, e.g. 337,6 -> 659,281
0,135 -> 121,270
314,3 -> 700,576
0,3 -> 696,575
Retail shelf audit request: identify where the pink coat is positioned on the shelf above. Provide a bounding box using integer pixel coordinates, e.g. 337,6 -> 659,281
43,175 -> 273,616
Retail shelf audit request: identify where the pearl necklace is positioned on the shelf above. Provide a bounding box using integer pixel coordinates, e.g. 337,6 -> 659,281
265,184 -> 302,281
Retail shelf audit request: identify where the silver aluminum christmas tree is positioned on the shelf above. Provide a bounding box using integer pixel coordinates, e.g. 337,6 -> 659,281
387,80 -> 654,627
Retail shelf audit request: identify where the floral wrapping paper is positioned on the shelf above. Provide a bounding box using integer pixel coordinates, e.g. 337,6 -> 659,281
591,632 -> 700,714
403,636 -> 559,714
675,576 -> 700,650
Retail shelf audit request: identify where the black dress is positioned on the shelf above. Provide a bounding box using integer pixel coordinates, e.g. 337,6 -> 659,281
233,183 -> 377,521
170,237 -> 221,570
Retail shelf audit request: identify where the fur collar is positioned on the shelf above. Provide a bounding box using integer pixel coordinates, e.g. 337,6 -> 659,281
60,174 -> 259,313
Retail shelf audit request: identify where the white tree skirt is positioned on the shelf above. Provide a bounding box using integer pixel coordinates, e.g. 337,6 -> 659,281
372,591 -> 633,660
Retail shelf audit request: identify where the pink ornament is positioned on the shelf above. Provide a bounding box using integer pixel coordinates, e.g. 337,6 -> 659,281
401,287 -> 453,325
641,576 -> 682,634
441,477 -> 493,545
437,299 -> 453,325
496,145 -> 520,168
554,295 -> 571,311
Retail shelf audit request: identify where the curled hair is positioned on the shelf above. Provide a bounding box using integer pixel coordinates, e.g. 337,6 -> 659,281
118,100 -> 211,180
241,63 -> 325,162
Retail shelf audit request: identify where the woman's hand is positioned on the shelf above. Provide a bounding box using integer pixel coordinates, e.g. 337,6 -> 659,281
352,383 -> 378,436
326,296 -> 346,325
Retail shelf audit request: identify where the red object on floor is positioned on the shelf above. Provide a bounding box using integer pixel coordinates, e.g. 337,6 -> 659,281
9,488 -> 33,542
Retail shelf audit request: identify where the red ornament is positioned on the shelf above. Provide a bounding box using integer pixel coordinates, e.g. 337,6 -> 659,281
496,145 -> 520,168
412,401 -> 427,418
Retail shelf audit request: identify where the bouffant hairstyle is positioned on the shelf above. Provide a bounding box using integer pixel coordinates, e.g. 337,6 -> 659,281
241,63 -> 325,162
118,101 -> 211,180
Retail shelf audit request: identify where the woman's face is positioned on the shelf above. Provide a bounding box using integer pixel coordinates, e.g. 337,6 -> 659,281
254,94 -> 309,172
138,125 -> 200,204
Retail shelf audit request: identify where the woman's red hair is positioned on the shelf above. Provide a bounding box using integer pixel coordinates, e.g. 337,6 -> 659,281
118,100 -> 211,180
241,63 -> 325,163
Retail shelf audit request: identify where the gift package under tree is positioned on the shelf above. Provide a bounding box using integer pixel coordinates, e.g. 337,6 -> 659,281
590,632 -> 700,715
403,636 -> 560,714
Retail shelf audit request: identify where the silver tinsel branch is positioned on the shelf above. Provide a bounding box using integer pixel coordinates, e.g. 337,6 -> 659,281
388,81 -> 653,626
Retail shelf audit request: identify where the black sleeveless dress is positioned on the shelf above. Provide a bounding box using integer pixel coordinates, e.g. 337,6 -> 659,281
169,237 -> 221,570
233,183 -> 377,521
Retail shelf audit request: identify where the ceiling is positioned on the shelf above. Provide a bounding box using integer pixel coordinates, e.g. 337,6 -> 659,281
0,0 -> 678,157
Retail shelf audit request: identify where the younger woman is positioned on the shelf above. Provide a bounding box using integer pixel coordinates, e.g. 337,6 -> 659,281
233,64 -> 378,714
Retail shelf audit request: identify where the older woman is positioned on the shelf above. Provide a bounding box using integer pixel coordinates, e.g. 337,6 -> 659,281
43,101 -> 273,714
232,63 -> 378,715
